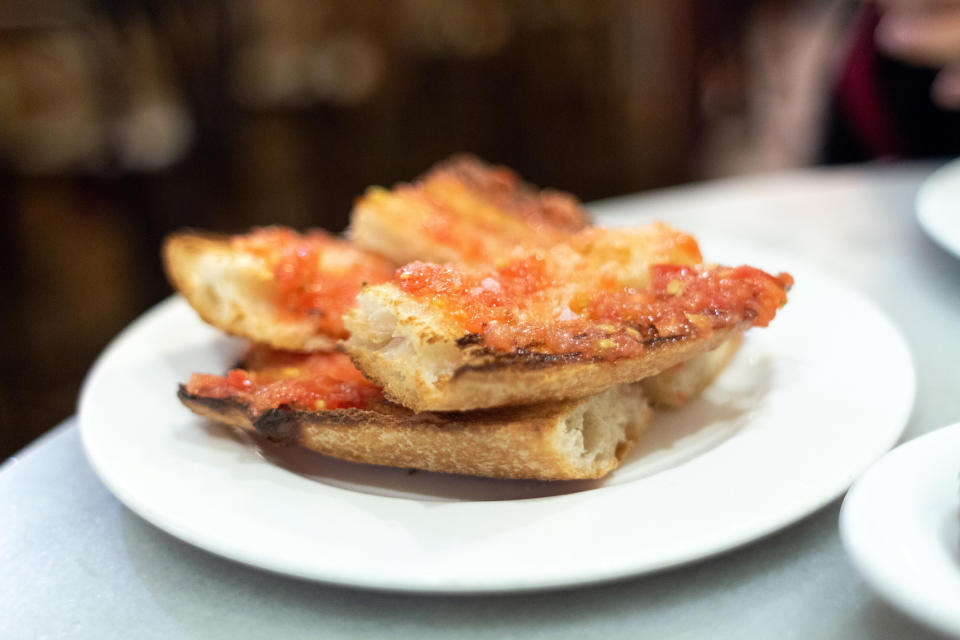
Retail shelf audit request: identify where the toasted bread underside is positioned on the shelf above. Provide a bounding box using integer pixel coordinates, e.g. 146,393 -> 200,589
641,333 -> 743,408
163,233 -> 337,352
179,383 -> 652,481
343,285 -> 751,412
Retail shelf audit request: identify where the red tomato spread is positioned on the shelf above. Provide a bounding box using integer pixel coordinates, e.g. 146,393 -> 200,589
235,227 -> 393,337
417,160 -> 586,234
364,156 -> 588,263
186,349 -> 381,413
396,228 -> 792,361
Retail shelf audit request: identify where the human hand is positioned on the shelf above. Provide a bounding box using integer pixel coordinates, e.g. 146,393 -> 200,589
875,0 -> 960,108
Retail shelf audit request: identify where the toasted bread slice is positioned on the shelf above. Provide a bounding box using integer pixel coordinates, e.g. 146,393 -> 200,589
179,348 -> 652,480
349,154 -> 590,264
343,224 -> 791,411
163,228 -> 393,352
344,285 -> 749,412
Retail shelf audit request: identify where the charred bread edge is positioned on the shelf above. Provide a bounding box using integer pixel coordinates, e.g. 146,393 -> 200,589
177,383 -> 653,481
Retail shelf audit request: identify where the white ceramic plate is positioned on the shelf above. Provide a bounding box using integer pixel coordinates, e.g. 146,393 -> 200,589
840,423 -> 960,637
79,238 -> 915,593
917,158 -> 960,260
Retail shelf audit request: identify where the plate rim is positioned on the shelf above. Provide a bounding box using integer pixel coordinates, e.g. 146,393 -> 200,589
839,421 -> 960,637
916,158 -> 960,260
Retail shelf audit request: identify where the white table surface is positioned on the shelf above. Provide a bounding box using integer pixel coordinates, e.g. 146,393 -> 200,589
3,163 -> 959,639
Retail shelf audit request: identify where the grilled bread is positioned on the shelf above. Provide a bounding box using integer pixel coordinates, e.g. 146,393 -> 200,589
163,227 -> 393,352
343,224 -> 791,412
348,154 -> 590,264
179,347 -> 652,480
164,223 -> 747,408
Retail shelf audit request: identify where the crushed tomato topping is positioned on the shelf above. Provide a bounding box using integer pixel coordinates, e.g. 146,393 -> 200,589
234,227 -> 393,338
396,227 -> 792,361
186,349 -> 381,413
363,156 -> 588,263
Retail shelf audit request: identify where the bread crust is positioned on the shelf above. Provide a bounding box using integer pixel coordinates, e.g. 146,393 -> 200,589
163,232 -> 338,352
179,383 -> 652,481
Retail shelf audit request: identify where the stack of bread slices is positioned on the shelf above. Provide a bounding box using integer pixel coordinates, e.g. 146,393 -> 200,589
166,155 -> 791,481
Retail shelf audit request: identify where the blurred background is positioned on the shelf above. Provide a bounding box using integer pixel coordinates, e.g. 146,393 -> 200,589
0,0 -> 952,459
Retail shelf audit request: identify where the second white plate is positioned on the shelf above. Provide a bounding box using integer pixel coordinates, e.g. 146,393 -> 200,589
917,158 -> 960,260
841,422 -> 960,637
78,239 -> 915,593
